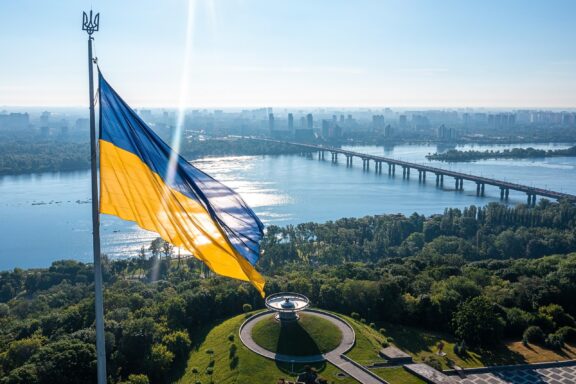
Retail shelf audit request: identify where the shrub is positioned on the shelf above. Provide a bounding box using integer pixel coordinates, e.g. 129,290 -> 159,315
360,318 -> 367,324
205,367 -> 214,375
351,312 -> 360,320
0,303 -> 9,317
120,374 -> 150,384
381,340 -> 389,348
227,334 -> 235,342
379,328 -> 386,335
242,304 -> 252,313
369,322 -> 376,329
557,327 -> 576,343
523,326 -> 545,344
423,355 -> 443,371
504,307 -> 534,338
545,333 -> 564,350
229,343 -> 237,358
229,355 -> 239,370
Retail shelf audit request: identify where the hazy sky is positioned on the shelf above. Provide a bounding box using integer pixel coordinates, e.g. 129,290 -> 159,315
1,0 -> 575,108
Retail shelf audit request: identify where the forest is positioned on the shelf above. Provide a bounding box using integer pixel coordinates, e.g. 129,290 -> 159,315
0,139 -> 90,175
1,200 -> 576,383
0,136 -> 309,176
426,146 -> 576,162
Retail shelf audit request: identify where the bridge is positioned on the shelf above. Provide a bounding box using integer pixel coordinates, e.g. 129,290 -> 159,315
248,138 -> 576,206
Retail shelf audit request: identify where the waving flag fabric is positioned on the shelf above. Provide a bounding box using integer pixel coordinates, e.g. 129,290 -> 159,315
98,72 -> 266,296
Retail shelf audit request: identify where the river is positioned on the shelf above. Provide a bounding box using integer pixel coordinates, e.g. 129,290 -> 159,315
1,142 -> 574,270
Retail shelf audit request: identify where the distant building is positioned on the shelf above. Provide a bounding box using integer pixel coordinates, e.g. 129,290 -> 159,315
306,113 -> 313,130
437,124 -> 457,140
268,113 -> 275,134
488,113 -> 515,129
384,124 -> 393,138
75,118 -> 89,131
139,109 -> 153,123
399,115 -> 407,128
294,128 -> 315,141
288,113 -> 294,132
0,112 -> 30,131
372,115 -> 385,133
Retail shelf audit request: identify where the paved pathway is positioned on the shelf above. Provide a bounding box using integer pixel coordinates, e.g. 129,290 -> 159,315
451,364 -> 576,384
239,309 -> 387,384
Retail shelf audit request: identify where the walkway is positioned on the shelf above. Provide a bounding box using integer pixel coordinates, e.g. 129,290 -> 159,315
406,361 -> 576,384
239,309 -> 387,384
451,362 -> 576,384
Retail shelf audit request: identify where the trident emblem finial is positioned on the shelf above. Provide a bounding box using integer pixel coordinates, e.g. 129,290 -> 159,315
82,10 -> 100,36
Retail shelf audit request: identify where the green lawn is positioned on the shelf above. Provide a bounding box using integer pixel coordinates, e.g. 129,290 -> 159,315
342,316 -> 387,364
372,367 -> 426,384
251,313 -> 342,356
378,322 -> 533,370
178,312 -> 358,384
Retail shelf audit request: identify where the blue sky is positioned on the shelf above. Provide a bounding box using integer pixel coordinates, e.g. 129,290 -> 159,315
1,0 -> 575,108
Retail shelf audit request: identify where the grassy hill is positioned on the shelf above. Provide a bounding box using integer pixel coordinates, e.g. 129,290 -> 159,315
178,311 -> 426,384
251,313 -> 342,356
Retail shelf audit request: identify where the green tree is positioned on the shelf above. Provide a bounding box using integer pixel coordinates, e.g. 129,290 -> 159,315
162,331 -> 191,360
3,337 -> 44,372
30,339 -> 96,384
147,344 -> 174,382
452,296 -> 504,346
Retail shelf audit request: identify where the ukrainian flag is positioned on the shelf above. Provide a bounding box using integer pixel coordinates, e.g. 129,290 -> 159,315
98,72 -> 266,296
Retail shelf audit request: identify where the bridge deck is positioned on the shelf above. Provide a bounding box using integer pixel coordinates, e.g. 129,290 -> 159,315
250,138 -> 576,202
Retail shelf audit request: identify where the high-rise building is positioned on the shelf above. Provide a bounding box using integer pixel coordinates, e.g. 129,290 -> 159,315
288,113 -> 294,132
306,113 -> 313,130
268,113 -> 275,133
372,115 -> 385,132
399,115 -> 407,128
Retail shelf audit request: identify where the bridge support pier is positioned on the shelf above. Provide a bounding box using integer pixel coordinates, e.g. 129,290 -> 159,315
500,187 -> 505,200
418,170 -> 425,182
476,183 -> 485,196
455,178 -> 463,191
362,158 -> 370,171
392,164 -> 396,176
505,188 -> 509,200
331,152 -> 338,163
345,155 -> 353,167
526,194 -> 537,206
388,163 -> 392,175
441,174 -> 444,186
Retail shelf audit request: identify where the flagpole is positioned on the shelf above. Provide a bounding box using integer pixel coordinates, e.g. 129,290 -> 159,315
83,10 -> 107,384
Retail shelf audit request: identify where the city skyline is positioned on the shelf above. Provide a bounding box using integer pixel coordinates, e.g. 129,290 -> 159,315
1,0 -> 576,108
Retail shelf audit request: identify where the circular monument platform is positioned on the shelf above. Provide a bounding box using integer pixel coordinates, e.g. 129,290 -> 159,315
265,292 -> 310,322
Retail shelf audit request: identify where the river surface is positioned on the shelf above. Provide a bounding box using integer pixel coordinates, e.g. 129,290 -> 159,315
1,142 -> 575,270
